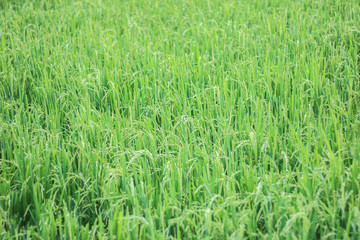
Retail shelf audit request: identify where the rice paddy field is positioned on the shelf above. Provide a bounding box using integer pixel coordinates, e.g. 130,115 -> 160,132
1,0 -> 360,239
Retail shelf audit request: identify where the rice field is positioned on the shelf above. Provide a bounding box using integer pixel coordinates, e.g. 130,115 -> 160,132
1,0 -> 360,239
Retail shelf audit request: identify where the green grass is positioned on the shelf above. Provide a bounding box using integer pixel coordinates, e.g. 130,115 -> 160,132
1,0 -> 360,239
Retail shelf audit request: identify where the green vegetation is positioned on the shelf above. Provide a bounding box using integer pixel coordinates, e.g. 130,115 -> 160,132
1,0 -> 360,238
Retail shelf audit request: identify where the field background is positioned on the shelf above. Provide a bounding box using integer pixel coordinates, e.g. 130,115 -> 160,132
1,0 -> 360,239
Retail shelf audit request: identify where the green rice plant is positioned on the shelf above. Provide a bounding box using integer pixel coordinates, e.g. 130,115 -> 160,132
0,0 -> 360,239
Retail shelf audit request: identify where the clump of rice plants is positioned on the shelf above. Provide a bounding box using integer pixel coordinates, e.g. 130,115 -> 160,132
1,0 -> 360,239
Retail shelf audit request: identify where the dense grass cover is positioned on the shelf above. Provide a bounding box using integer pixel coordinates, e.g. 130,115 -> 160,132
0,0 -> 360,238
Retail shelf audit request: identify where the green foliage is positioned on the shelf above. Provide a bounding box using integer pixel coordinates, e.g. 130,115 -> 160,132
1,0 -> 360,238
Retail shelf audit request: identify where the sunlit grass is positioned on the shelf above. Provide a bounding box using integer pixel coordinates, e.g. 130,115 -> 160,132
0,0 -> 360,239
